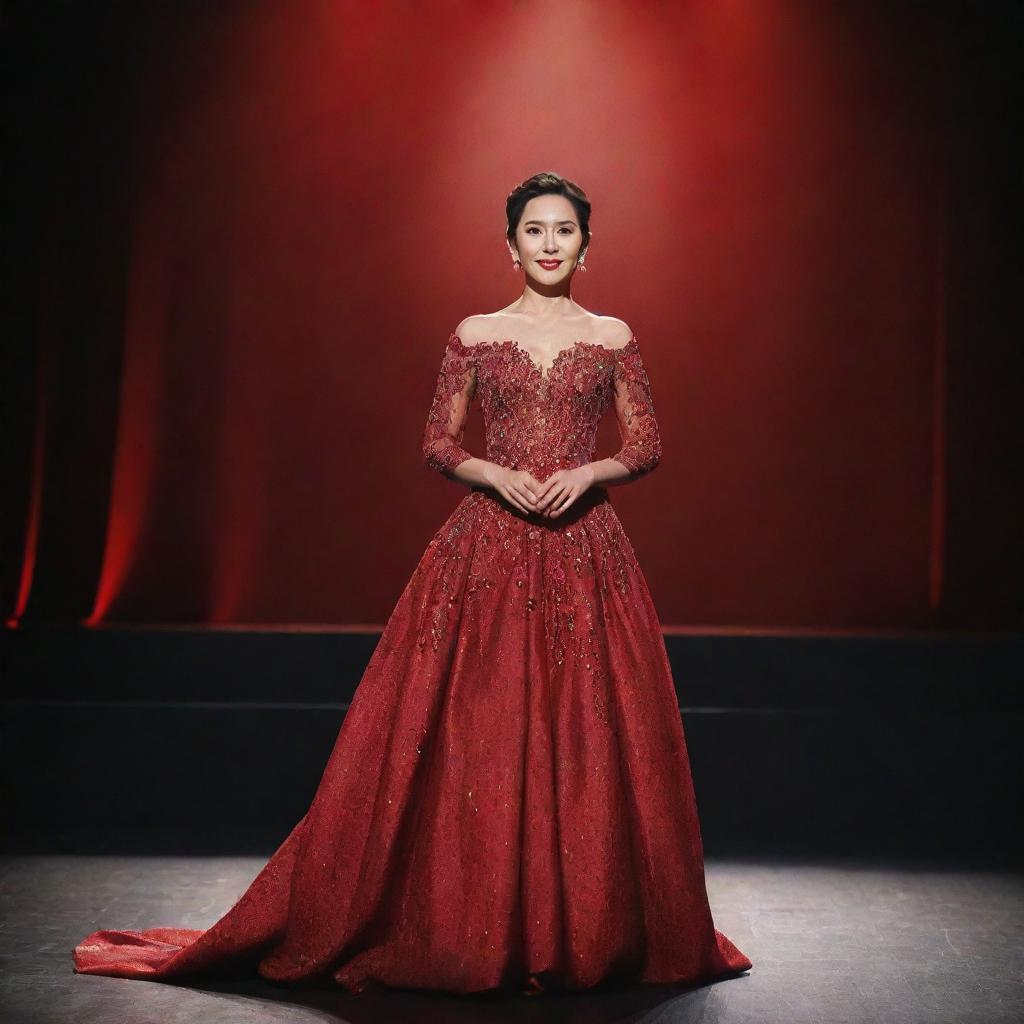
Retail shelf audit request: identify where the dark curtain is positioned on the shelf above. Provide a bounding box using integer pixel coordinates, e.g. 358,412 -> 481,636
4,0 -> 1021,629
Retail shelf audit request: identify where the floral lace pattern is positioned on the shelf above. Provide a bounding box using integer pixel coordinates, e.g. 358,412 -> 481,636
422,333 -> 662,482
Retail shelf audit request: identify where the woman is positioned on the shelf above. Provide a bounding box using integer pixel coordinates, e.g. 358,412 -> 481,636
73,171 -> 752,996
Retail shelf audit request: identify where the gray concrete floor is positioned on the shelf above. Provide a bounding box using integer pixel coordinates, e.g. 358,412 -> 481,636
1,854 -> 1021,1023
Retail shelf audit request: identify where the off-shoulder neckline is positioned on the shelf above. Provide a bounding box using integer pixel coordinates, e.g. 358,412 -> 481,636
447,333 -> 638,382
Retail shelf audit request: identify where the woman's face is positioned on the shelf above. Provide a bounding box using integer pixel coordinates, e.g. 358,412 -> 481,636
509,194 -> 584,283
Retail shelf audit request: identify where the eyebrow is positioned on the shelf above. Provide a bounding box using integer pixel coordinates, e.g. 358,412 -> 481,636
523,219 -> 577,226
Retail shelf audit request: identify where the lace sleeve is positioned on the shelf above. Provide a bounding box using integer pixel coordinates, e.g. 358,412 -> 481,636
422,334 -> 477,478
610,338 -> 662,477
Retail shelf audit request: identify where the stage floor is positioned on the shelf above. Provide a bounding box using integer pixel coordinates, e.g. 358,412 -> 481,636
2,854 -> 1021,1023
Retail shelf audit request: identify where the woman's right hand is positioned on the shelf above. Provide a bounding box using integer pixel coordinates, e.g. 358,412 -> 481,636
483,464 -> 542,517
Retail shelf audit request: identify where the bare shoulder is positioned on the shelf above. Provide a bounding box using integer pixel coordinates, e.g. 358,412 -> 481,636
453,313 -> 510,346
593,315 -> 635,350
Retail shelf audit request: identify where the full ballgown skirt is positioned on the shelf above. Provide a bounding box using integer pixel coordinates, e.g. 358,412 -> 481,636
73,330 -> 752,994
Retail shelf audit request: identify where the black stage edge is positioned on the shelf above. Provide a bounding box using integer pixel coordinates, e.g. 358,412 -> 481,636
2,626 -> 1022,867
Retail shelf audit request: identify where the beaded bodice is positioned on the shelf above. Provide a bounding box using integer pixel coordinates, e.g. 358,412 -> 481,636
423,332 -> 662,482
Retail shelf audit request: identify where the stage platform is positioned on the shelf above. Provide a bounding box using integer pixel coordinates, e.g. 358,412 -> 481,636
3,625 -> 1022,864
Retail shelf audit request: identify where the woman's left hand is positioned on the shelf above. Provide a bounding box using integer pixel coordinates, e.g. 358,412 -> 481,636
533,465 -> 595,518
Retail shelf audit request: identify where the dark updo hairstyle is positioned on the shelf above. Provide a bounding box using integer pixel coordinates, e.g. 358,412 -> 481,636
505,171 -> 591,259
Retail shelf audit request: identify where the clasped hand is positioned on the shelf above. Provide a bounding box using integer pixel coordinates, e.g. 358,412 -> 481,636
485,464 -> 595,519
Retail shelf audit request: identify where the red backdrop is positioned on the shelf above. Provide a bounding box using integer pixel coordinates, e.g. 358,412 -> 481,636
6,1 -> 1021,630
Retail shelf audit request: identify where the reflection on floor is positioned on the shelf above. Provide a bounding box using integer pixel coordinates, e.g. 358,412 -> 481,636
2,854 -> 1021,1024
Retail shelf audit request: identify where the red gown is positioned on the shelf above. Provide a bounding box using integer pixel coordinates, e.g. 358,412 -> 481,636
73,330 -> 752,995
